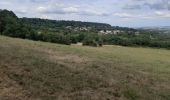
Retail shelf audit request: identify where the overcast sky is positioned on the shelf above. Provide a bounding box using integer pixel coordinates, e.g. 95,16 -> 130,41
0,0 -> 170,27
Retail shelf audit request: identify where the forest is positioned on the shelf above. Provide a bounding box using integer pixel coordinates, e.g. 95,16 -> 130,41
0,9 -> 170,48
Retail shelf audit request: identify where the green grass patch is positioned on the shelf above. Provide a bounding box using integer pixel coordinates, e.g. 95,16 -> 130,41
0,36 -> 170,100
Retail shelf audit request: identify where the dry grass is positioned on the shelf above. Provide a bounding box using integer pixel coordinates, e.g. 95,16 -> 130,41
0,36 -> 170,100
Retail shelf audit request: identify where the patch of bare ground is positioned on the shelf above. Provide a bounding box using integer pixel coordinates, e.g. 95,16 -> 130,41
57,89 -> 124,100
47,50 -> 89,64
0,65 -> 32,100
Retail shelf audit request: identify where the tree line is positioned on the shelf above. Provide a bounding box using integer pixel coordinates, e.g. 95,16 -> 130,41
0,10 -> 71,45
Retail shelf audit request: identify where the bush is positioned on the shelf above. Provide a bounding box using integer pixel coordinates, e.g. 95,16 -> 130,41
83,39 -> 103,47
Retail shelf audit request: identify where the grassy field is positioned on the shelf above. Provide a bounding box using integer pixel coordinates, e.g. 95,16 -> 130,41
0,36 -> 170,100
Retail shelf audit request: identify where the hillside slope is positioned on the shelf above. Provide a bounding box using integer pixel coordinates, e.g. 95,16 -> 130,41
0,36 -> 170,100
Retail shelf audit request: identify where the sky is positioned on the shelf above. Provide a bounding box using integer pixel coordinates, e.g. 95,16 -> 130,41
0,0 -> 170,27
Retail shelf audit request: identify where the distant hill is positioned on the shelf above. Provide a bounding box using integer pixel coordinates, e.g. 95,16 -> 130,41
138,26 -> 170,34
20,18 -> 112,29
20,18 -> 138,32
0,9 -> 136,32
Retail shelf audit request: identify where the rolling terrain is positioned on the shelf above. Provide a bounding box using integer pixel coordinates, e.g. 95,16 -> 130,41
0,36 -> 170,100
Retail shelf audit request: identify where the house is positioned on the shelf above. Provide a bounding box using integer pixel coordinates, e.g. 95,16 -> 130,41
135,32 -> 140,35
80,27 -> 88,31
66,26 -> 72,29
106,30 -> 112,34
113,30 -> 121,35
99,30 -> 105,34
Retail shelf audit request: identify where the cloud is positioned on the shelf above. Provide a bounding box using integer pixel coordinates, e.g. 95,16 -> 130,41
63,7 -> 79,13
113,11 -> 170,19
36,3 -> 109,16
113,12 -> 153,19
113,13 -> 135,18
155,11 -> 170,18
123,4 -> 142,10
79,10 -> 109,16
125,0 -> 170,11
15,9 -> 27,14
37,6 -> 47,13
30,0 -> 49,3
36,5 -> 79,14
144,0 -> 170,10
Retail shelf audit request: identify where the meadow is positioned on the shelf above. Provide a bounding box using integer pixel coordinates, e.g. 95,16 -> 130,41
0,36 -> 170,100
